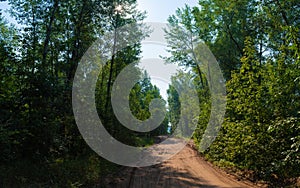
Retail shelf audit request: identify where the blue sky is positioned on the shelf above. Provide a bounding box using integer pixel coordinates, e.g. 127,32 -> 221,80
1,0 -> 199,24
137,0 -> 199,99
137,0 -> 198,22
0,2 -> 14,24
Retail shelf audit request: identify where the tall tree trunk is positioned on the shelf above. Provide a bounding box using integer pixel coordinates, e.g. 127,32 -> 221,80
42,0 -> 59,68
105,28 -> 117,115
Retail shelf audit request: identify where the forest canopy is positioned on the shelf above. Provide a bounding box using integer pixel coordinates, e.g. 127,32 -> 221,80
0,0 -> 299,187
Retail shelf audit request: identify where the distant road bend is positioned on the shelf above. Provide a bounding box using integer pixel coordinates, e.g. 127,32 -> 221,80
103,138 -> 257,188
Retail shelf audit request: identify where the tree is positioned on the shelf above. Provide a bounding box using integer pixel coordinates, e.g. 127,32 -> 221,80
0,15 -> 19,162
164,5 -> 206,88
167,70 -> 202,138
0,0 -> 152,186
204,0 -> 300,184
130,71 -> 168,137
166,0 -> 300,185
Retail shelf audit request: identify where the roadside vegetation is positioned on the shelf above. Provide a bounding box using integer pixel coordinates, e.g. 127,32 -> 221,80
166,0 -> 299,187
0,0 -> 299,187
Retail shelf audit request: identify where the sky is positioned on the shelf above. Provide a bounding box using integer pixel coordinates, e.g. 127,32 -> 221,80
137,0 -> 198,22
0,2 -> 17,25
137,0 -> 198,100
0,0 -> 199,24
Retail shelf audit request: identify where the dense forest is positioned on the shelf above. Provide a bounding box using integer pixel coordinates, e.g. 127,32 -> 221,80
0,0 -> 299,187
0,0 -> 168,186
166,0 -> 299,187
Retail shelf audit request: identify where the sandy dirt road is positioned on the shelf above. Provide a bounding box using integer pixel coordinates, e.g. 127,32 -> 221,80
103,138 -> 257,188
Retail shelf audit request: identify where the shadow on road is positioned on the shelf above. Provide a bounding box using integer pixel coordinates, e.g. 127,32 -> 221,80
102,138 -> 252,188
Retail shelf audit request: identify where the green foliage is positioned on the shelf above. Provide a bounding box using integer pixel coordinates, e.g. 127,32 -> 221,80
129,71 -> 169,138
167,84 -> 180,133
267,117 -> 300,181
0,0 -> 162,186
1,154 -> 119,187
2,0 -> 299,186
167,70 -> 210,139
166,0 -> 300,186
